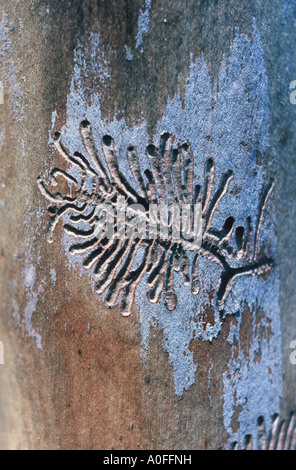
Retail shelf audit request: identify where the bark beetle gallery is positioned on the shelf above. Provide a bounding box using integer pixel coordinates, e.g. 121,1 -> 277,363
37,120 -> 274,318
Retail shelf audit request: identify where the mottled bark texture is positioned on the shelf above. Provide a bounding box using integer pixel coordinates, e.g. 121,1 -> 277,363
0,0 -> 295,450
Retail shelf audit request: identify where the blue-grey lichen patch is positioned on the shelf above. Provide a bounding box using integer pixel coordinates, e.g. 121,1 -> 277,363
11,252 -> 43,350
48,110 -> 58,145
23,262 -> 42,350
0,128 -> 5,200
223,283 -> 282,448
0,13 -> 24,122
136,0 -> 152,50
282,0 -> 296,19
124,1 -> 151,59
11,209 -> 46,350
139,22 -> 281,402
125,45 -> 133,61
69,29 -> 109,105
50,268 -> 57,286
0,128 -> 5,151
43,19 -> 282,430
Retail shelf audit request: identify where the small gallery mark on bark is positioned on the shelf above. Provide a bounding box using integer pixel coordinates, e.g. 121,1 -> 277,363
227,412 -> 296,450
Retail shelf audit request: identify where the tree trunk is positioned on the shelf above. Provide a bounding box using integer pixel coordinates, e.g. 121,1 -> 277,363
0,0 -> 295,450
